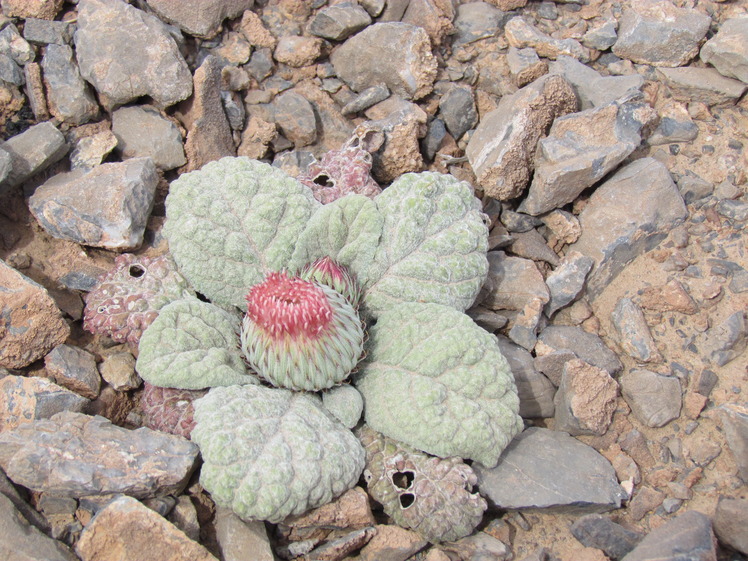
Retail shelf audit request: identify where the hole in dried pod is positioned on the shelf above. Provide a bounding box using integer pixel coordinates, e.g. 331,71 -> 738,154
399,493 -> 415,509
129,265 -> 146,278
313,173 -> 334,188
392,470 -> 415,490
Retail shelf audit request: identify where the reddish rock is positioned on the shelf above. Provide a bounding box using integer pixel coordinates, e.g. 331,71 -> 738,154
0,260 -> 69,369
554,359 -> 618,436
274,36 -> 324,68
628,486 -> 665,521
1,0 -> 64,19
637,280 -> 698,315
0,375 -> 88,431
283,487 -> 376,541
357,525 -> 427,561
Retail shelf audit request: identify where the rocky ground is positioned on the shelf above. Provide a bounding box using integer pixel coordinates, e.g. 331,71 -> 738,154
0,0 -> 747,560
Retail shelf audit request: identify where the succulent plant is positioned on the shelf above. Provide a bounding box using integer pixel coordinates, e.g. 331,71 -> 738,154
139,382 -> 207,438
321,384 -> 364,429
191,384 -> 365,523
240,271 -> 365,391
83,253 -> 193,346
298,256 -> 362,309
358,425 -> 487,543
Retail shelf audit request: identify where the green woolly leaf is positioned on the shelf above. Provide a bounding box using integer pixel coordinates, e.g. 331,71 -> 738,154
354,303 -> 523,468
289,194 -> 383,285
164,157 -> 320,308
362,172 -> 489,318
192,385 -> 365,523
136,298 -> 258,390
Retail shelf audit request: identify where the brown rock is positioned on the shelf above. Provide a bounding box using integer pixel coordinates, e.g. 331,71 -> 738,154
76,495 -> 217,561
239,10 -> 277,48
1,0 -> 63,19
619,430 -> 656,469
402,0 -> 455,46
283,487 -> 375,541
306,527 -> 377,561
554,358 -> 618,436
274,35 -> 324,68
357,524 -> 427,561
637,280 -> 698,315
176,56 -> 236,171
362,110 -> 425,183
505,17 -> 591,63
0,260 -> 70,369
238,116 -> 277,160
486,0 -> 527,9
0,375 -> 88,431
213,507 -> 274,561
23,62 -> 50,121
466,74 -> 577,200
628,486 -> 665,521
683,391 -> 707,420
144,0 -> 253,39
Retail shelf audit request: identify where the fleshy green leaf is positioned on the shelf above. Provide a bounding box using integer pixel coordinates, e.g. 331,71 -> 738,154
362,172 -> 489,318
289,194 -> 383,286
164,157 -> 320,308
136,298 -> 258,389
192,385 -> 365,523
354,303 -> 523,468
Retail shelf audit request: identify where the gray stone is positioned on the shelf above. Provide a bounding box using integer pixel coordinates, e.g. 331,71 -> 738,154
612,0 -> 710,67
582,19 -> 618,51
700,17 -> 748,84
717,403 -> 748,483
715,198 -> 748,222
45,344 -> 101,400
309,2 -> 371,41
70,130 -> 118,171
76,495 -> 218,561
500,209 -> 543,233
148,0 -> 253,38
466,74 -> 577,201
611,298 -> 662,363
0,52 -> 23,85
0,494 -> 78,561
497,336 -> 555,419
506,46 -> 548,87
360,0 -> 385,18
519,98 -> 655,216
0,466 -> 51,534
439,84 -> 477,140
648,113 -> 698,146
697,311 -> 747,367
0,147 -> 10,184
342,84 -> 390,117
676,174 -> 713,203
0,23 -> 35,64
112,105 -> 186,170
713,497 -> 748,555
0,411 -> 199,498
440,532 -> 510,560
553,359 -> 618,436
508,296 -> 544,350
621,510 -> 715,561
330,22 -> 437,100
453,2 -> 510,46
483,251 -> 549,311
272,91 -> 318,148
657,67 -> 747,106
167,495 -> 200,541
246,47 -> 273,82
74,0 -> 193,109
505,17 -> 591,63
537,1 -> 558,21
273,35 -> 323,68
507,229 -> 560,266
568,158 -> 687,298
0,375 -> 88,432
22,18 -> 75,45
537,326 -> 623,376
29,158 -> 158,250
545,252 -> 594,317
466,306 -> 508,333
0,122 -> 67,191
41,44 -> 99,125
534,349 -> 576,386
474,427 -> 625,512
571,514 -> 643,561
620,369 -> 681,428
214,506 -> 275,561
549,56 -> 645,110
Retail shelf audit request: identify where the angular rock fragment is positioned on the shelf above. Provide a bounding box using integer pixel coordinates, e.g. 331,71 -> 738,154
497,336 -> 555,418
466,74 -> 577,200
554,359 -> 618,436
357,525 -> 427,561
76,495 -> 217,561
144,0 -> 253,39
0,260 -> 70,369
638,280 -> 698,315
22,18 -> 75,45
70,130 -> 118,171
612,0 -> 710,67
41,44 -> 98,125
274,35 -> 324,67
401,0 -> 456,46
0,411 -> 198,498
99,350 -> 140,391
452,2 -> 511,46
45,344 -> 101,399
507,46 -> 548,87
483,252 -> 549,312
29,158 -> 158,250
549,56 -> 644,110
713,497 -> 748,555
571,514 -> 643,561
697,311 -> 747,367
537,325 -> 623,376
568,158 -> 687,298
700,17 -> 748,84
112,105 -> 186,171
520,98 -> 656,216
474,427 -> 625,512
611,298 -> 662,363
717,403 -> 748,483
273,91 -> 318,148
0,122 -> 67,191
620,369 -> 681,428
657,67 -> 747,106
309,3 -> 371,41
439,84 -> 478,140
0,375 -> 88,432
74,0 -> 192,109
505,17 -> 591,62
621,510 -> 716,561
331,22 -> 437,100
545,252 -> 594,317
214,507 -> 275,561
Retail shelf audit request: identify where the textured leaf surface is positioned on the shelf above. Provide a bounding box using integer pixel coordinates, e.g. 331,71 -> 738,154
164,157 -> 320,308
362,172 -> 488,318
192,385 -> 365,523
354,303 -> 523,467
358,425 -> 486,543
289,194 -> 383,286
136,299 -> 257,389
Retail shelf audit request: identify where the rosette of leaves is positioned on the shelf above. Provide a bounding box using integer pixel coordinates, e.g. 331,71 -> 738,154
136,298 -> 258,390
354,302 -> 523,467
139,382 -> 207,439
83,253 -> 193,346
358,425 -> 487,543
191,384 -> 365,523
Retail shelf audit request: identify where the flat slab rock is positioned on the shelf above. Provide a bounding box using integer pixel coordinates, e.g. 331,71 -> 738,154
0,411 -> 199,498
621,510 -> 716,561
76,495 -> 218,561
474,427 -> 626,512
